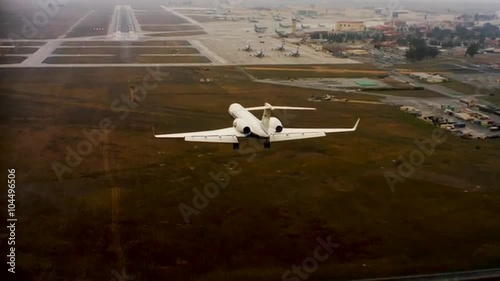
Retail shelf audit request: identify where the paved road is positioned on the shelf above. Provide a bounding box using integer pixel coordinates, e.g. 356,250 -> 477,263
161,6 -> 200,25
20,41 -> 61,66
190,39 -> 228,64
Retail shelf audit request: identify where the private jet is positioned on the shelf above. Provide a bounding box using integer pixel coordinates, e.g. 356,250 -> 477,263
253,49 -> 265,58
154,103 -> 360,149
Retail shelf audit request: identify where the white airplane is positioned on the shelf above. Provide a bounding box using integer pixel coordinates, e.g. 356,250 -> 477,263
285,47 -> 300,57
273,41 -> 285,51
239,44 -> 252,52
154,103 -> 360,149
253,49 -> 265,58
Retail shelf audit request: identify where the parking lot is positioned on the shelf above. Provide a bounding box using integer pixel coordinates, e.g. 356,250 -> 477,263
386,97 -> 500,138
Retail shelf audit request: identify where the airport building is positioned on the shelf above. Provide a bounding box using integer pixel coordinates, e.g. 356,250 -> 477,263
295,10 -> 319,17
409,72 -> 449,83
335,21 -> 365,32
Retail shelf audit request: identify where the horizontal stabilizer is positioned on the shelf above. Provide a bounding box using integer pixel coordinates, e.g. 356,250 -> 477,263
245,103 -> 315,111
185,136 -> 239,143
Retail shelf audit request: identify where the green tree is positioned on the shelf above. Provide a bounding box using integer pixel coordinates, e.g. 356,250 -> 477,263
405,38 -> 440,61
426,46 -> 440,58
397,37 -> 409,46
456,26 -> 471,41
465,43 -> 479,57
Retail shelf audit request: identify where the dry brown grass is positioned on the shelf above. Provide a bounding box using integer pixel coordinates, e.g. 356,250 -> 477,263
0,66 -> 499,281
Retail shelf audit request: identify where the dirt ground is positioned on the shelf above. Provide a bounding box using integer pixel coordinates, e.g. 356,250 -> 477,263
0,66 -> 499,281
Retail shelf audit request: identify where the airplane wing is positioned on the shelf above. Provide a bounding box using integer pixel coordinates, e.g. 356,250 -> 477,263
270,119 -> 360,142
245,105 -> 316,111
154,127 -> 246,143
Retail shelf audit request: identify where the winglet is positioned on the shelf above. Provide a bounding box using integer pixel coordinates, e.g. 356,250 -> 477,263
353,118 -> 360,131
152,124 -> 156,138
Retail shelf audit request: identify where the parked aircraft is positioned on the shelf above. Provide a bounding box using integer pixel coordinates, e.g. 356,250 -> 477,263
272,41 -> 285,51
239,43 -> 252,52
279,22 -> 292,28
254,24 -> 267,33
272,14 -> 282,21
253,49 -> 265,57
285,46 -> 300,57
275,28 -> 286,37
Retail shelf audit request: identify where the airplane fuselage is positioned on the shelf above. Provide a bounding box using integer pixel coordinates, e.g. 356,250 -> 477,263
229,103 -> 269,137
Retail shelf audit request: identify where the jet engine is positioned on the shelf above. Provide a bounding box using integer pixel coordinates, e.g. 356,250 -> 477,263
269,117 -> 283,133
233,118 -> 251,134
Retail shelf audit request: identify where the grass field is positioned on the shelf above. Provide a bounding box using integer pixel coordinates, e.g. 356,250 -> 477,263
61,40 -> 191,47
479,94 -> 500,107
64,9 -> 112,38
43,54 -> 210,64
52,47 -> 201,55
0,41 -> 46,46
394,58 -> 452,72
0,47 -> 39,55
0,55 -> 27,64
0,66 -> 499,281
43,56 -> 118,64
369,89 -> 444,98
135,11 -> 189,25
0,6 -> 88,39
244,64 -> 388,79
136,55 -> 211,63
441,80 -> 482,95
